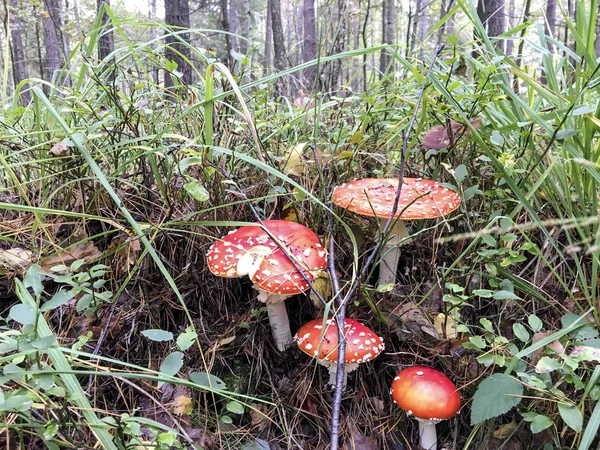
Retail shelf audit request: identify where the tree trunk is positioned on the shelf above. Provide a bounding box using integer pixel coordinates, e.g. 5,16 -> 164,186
229,0 -> 238,51
330,0 -> 347,91
418,0 -> 428,53
505,0 -> 514,56
302,0 -> 317,86
409,0 -> 420,53
97,0 -> 114,62
43,0 -> 61,84
242,0 -> 252,53
270,0 -> 287,95
546,0 -> 556,53
164,0 -> 192,87
265,0 -> 272,68
379,0 -> 396,74
8,0 -> 31,103
476,0 -> 506,52
220,0 -> 232,65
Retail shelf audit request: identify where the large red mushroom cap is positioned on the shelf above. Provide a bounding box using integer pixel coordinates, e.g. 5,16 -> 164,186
390,366 -> 461,423
295,317 -> 385,364
332,178 -> 460,220
206,220 -> 327,298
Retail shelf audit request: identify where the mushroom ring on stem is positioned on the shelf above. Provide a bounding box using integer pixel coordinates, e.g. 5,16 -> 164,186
207,220 -> 327,351
295,317 -> 384,389
390,366 -> 461,450
333,178 -> 460,287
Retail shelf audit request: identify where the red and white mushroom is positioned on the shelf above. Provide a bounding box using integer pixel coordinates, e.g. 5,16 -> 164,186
207,220 -> 327,351
333,178 -> 460,287
390,366 -> 461,450
295,317 -> 384,388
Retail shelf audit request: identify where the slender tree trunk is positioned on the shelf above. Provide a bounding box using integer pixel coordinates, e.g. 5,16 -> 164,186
505,0 -> 514,56
595,2 -> 600,57
72,0 -> 82,37
220,0 -> 231,65
8,0 -> 31,103
164,0 -> 192,87
409,0 -> 420,53
418,0 -> 428,53
302,0 -> 317,86
330,0 -> 347,91
265,0 -> 272,69
380,0 -> 396,74
35,6 -> 44,78
229,0 -> 238,51
242,0 -> 252,52
42,0 -> 61,84
149,0 -> 159,83
545,0 -> 556,53
515,0 -> 531,63
97,0 -> 114,62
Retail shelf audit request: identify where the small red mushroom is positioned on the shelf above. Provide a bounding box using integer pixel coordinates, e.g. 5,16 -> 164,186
295,317 -> 384,388
207,220 -> 327,351
390,366 -> 461,450
333,178 -> 460,287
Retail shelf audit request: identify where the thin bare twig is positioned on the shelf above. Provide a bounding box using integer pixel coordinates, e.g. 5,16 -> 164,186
329,45 -> 444,450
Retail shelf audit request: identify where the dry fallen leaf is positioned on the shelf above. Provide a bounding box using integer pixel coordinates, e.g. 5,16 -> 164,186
40,241 -> 103,272
433,312 -> 459,339
0,248 -> 35,270
391,302 -> 439,339
531,332 -> 565,363
49,139 -> 69,156
249,403 -> 270,427
282,142 -> 308,176
171,393 -> 192,415
344,422 -> 378,450
493,420 -> 518,439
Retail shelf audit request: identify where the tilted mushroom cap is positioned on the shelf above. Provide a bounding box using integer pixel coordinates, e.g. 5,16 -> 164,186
295,317 -> 385,364
390,366 -> 461,422
206,220 -> 327,296
332,178 -> 460,220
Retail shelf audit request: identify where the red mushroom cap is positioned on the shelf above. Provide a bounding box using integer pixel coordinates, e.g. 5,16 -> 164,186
206,220 -> 327,296
295,317 -> 385,364
390,366 -> 461,422
332,178 -> 460,220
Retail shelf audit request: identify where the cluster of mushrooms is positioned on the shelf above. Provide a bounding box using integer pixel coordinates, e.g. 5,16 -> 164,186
207,177 -> 462,450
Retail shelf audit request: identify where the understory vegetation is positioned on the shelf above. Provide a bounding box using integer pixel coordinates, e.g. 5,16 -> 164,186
2,0 -> 600,449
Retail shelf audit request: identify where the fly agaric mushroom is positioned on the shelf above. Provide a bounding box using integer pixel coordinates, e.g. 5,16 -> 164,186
295,317 -> 384,388
207,220 -> 327,351
333,178 -> 460,287
390,366 -> 461,450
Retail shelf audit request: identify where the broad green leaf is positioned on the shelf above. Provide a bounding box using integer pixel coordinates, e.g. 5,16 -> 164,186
528,315 -> 543,332
535,356 -> 562,374
490,130 -> 504,146
189,372 -> 227,390
141,329 -> 174,342
41,290 -> 74,312
160,352 -> 183,377
455,164 -> 468,183
0,395 -> 32,412
493,290 -> 520,300
183,180 -> 210,202
176,327 -> 197,351
31,335 -> 57,350
220,415 -> 233,424
530,414 -> 553,433
226,400 -> 245,415
9,304 -> 36,325
471,373 -> 523,425
473,289 -> 493,298
24,265 -> 43,295
558,404 -> 583,432
513,323 -> 530,342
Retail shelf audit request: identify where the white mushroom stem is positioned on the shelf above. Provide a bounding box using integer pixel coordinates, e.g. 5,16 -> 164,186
416,418 -> 438,450
322,361 -> 359,390
378,217 -> 410,287
258,290 -> 293,352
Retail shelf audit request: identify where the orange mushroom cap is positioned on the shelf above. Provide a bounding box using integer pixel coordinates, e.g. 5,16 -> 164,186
390,366 -> 461,422
295,317 -> 385,364
206,220 -> 327,296
332,178 -> 460,220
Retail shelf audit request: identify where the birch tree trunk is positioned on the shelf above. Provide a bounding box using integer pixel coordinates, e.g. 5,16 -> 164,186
229,0 -> 238,51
